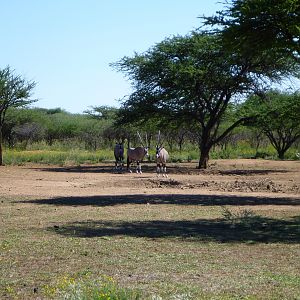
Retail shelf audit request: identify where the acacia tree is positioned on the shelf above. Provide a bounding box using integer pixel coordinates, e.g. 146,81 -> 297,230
0,66 -> 36,165
203,0 -> 300,159
242,91 -> 300,159
113,31 -> 296,168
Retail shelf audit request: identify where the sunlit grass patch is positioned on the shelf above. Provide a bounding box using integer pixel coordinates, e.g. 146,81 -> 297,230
3,144 -> 300,166
42,273 -> 208,300
43,273 -> 143,300
264,272 -> 300,288
0,239 -> 13,252
3,149 -> 114,165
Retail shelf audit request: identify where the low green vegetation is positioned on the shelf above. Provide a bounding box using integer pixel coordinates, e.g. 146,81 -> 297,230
43,274 -> 143,300
3,149 -> 112,166
1,190 -> 299,299
3,143 -> 299,166
1,103 -> 298,169
0,101 -> 298,167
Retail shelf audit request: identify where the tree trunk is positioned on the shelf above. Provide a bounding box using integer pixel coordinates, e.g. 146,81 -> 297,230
277,149 -> 285,160
198,145 -> 210,169
0,127 -> 3,166
254,132 -> 262,156
179,141 -> 182,153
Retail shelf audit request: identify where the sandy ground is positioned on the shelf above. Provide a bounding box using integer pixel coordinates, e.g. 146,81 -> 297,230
0,159 -> 299,199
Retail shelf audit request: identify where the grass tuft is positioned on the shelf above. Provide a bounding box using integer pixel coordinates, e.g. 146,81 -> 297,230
43,273 -> 143,300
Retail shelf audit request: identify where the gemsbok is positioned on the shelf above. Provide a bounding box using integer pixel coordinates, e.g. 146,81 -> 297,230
114,142 -> 124,170
127,132 -> 149,174
156,131 -> 169,177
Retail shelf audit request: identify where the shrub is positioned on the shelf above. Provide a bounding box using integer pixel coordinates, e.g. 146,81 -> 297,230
221,207 -> 263,227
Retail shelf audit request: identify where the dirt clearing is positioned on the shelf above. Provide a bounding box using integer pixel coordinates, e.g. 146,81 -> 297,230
0,159 -> 299,197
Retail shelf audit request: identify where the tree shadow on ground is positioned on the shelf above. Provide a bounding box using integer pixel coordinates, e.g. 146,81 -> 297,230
218,169 -> 289,176
20,193 -> 300,207
32,164 -> 165,174
31,165 -> 290,176
49,216 -> 300,244
31,165 -> 117,174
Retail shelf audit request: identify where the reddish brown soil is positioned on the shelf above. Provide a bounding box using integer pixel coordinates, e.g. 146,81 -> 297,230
0,159 -> 299,199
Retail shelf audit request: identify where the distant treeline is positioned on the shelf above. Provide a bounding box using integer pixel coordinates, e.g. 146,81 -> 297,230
2,104 -> 299,161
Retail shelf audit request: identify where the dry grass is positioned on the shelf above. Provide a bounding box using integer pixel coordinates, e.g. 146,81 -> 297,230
0,161 -> 300,299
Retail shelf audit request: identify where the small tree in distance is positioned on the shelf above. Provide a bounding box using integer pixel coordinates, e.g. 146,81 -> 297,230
0,66 -> 36,165
242,91 -> 300,159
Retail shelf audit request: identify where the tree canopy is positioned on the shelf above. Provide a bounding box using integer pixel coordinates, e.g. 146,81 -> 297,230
203,0 -> 300,64
241,90 -> 300,159
0,66 -> 36,165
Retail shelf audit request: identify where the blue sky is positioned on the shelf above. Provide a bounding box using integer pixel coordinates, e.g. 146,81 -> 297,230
1,1 -> 226,113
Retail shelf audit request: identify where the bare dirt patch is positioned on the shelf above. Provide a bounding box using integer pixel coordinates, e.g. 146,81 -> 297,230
0,159 -> 299,198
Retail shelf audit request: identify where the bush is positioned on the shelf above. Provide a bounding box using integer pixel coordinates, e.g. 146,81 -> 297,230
221,207 -> 263,228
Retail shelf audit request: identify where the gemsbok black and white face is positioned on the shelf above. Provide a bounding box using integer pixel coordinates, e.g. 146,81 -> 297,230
156,146 -> 162,159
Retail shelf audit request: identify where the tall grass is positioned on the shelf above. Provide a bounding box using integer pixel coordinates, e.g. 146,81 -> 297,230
3,149 -> 114,166
3,143 -> 299,165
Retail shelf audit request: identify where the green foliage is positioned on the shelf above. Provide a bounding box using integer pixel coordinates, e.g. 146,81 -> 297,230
1,99 -> 299,165
113,32 -> 264,168
84,106 -> 119,120
3,108 -> 45,148
203,0 -> 300,69
242,91 -> 300,159
2,107 -> 116,150
221,207 -> 264,229
0,66 -> 36,116
114,33 -> 257,126
0,66 -> 37,164
4,142 -> 297,165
